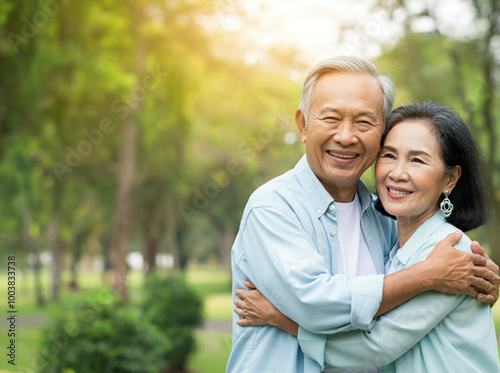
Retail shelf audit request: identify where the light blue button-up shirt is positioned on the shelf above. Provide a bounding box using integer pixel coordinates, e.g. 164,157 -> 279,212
299,211 -> 500,373
226,155 -> 398,373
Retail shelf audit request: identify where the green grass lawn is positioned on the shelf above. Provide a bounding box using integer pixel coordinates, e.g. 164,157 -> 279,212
187,268 -> 233,372
189,331 -> 232,373
1,268 -> 500,373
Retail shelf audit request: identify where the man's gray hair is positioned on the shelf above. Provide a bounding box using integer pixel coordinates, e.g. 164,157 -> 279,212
298,56 -> 396,127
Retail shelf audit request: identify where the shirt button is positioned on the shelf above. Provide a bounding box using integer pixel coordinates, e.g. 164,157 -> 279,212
330,230 -> 336,236
317,210 -> 322,215
329,205 -> 335,211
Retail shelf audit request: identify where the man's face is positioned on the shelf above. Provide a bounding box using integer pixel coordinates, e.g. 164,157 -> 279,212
296,72 -> 384,201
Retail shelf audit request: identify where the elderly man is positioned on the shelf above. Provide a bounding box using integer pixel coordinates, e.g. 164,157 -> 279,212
226,56 -> 498,373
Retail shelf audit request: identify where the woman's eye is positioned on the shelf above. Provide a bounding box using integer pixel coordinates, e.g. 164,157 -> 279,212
411,158 -> 424,163
381,153 -> 395,159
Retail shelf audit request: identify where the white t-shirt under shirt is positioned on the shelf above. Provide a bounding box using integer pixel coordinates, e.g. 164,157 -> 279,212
324,193 -> 379,373
336,193 -> 377,277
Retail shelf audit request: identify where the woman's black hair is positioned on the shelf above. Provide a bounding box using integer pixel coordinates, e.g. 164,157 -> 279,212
375,101 -> 491,231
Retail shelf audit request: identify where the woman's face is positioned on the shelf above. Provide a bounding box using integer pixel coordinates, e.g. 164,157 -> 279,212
375,120 -> 460,225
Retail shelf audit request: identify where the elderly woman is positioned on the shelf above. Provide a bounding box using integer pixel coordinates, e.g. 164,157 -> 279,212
234,102 -> 500,372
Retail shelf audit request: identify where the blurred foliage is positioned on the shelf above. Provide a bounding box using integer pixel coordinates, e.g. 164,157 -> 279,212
39,302 -> 168,373
142,273 -> 203,371
0,0 -> 498,303
0,0 -> 304,302
38,274 -> 204,372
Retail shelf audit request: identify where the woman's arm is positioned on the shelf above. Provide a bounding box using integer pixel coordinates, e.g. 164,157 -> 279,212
234,280 -> 299,336
234,239 -> 500,335
235,281 -> 464,368
310,290 -> 465,368
234,239 -> 499,335
233,233 -> 499,369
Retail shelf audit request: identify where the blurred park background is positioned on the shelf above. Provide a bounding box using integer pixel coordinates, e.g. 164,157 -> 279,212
0,0 -> 499,372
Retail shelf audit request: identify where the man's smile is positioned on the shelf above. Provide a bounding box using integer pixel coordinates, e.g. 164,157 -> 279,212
326,150 -> 358,159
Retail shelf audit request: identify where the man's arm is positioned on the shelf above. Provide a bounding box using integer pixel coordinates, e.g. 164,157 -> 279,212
376,231 -> 499,316
471,240 -> 500,305
235,230 -> 499,332
239,206 -> 385,334
234,278 -> 493,369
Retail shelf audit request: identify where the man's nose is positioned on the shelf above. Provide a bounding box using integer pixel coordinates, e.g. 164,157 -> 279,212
332,121 -> 358,146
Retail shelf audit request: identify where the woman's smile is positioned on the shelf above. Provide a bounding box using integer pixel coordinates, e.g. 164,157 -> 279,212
386,185 -> 413,199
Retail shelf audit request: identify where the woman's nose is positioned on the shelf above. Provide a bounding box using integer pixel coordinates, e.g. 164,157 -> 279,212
389,161 -> 409,181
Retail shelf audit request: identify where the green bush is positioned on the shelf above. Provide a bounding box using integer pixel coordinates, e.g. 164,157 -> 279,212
39,302 -> 168,373
142,273 -> 203,371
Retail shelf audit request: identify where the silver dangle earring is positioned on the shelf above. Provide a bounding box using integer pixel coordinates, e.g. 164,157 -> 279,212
440,190 -> 454,218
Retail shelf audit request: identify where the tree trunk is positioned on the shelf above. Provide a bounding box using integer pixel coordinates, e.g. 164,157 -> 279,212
144,236 -> 157,273
110,0 -> 147,297
141,200 -> 166,274
69,241 -> 80,290
32,252 -> 45,307
218,225 -> 235,271
111,122 -> 137,303
486,208 -> 500,264
167,222 -> 181,270
48,217 -> 62,301
22,210 -> 45,306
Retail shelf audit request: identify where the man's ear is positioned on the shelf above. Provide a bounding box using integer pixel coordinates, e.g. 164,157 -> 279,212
295,109 -> 307,143
446,165 -> 462,194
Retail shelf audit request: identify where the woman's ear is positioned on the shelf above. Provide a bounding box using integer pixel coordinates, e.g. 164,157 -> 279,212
446,165 -> 462,194
295,109 -> 307,143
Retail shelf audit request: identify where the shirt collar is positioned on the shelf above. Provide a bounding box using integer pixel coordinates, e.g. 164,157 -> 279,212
295,154 -> 374,218
356,178 -> 374,213
393,211 -> 447,267
295,155 -> 334,218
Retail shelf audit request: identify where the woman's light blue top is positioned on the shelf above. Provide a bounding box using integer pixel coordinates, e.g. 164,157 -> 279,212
299,211 -> 500,372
